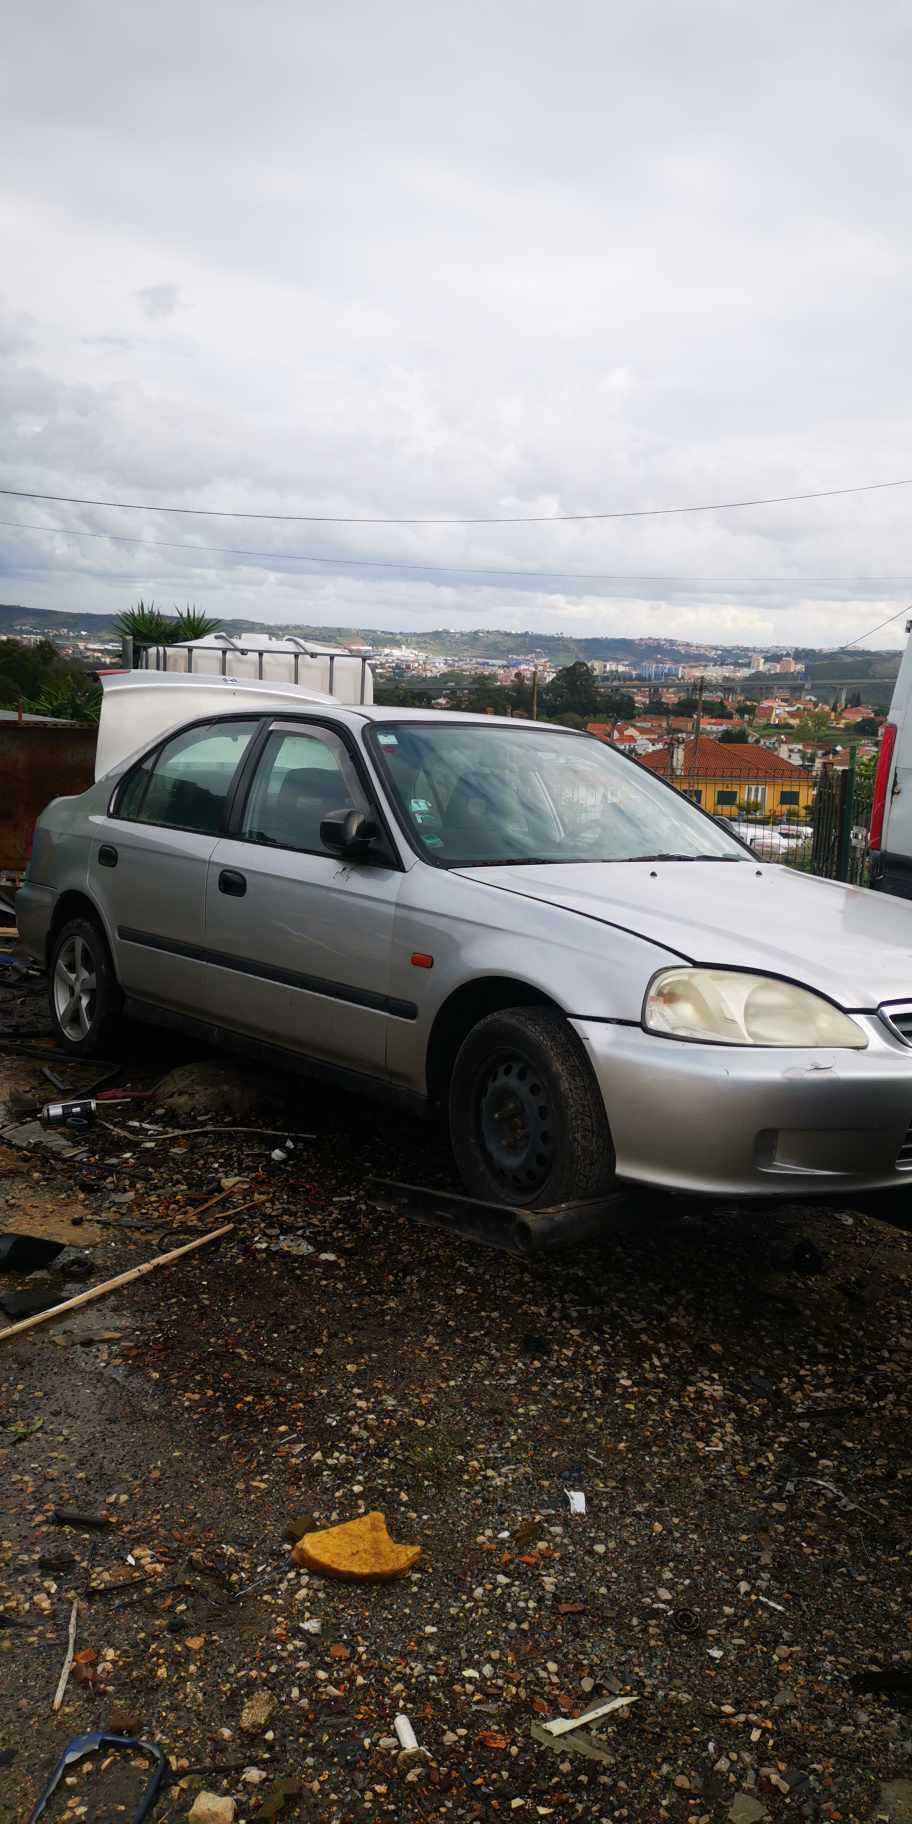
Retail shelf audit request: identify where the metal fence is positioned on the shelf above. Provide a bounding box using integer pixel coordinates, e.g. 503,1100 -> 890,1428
666,754 -> 873,885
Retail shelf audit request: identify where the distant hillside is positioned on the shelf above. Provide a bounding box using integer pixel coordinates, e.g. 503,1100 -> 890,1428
0,602 -> 903,695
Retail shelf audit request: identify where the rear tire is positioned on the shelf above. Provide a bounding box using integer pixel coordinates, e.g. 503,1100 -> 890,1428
48,916 -> 121,1059
448,1006 -> 615,1209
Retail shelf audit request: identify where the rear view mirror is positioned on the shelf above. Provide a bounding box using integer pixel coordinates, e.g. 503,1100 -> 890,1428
320,808 -> 382,859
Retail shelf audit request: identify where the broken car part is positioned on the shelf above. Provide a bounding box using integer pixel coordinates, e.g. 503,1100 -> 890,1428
27,1731 -> 167,1824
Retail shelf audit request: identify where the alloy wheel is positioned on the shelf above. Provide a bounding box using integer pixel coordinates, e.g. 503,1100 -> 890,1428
53,934 -> 98,1042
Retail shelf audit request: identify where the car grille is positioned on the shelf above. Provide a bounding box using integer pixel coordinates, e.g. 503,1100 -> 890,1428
897,1122 -> 912,1170
880,1003 -> 912,1045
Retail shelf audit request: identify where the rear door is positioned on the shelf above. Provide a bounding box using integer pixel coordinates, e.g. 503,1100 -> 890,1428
199,719 -> 406,1075
88,717 -> 261,1014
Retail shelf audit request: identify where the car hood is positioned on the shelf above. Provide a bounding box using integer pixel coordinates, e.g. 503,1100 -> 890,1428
459,859 -> 912,1008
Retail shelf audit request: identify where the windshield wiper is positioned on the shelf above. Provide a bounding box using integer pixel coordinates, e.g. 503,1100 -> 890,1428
620,852 -> 744,863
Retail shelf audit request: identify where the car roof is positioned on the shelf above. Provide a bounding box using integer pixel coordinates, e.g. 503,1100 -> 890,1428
349,705 -> 575,732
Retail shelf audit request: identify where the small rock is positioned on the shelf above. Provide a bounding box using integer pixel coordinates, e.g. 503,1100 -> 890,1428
107,1705 -> 140,1736
187,1796 -> 236,1824
240,1690 -> 274,1732
728,1797 -> 768,1824
879,1782 -> 912,1823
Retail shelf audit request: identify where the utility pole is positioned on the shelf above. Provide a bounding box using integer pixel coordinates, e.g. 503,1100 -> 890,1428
531,668 -> 539,720
693,674 -> 705,747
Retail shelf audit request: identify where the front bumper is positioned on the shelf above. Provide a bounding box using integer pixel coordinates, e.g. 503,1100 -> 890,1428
571,1015 -> 912,1197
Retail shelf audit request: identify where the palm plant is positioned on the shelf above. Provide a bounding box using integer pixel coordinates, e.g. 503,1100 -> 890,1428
114,600 -> 172,645
170,605 -> 221,642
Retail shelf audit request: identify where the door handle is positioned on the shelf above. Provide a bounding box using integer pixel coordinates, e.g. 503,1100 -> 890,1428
98,845 -> 118,868
218,868 -> 247,898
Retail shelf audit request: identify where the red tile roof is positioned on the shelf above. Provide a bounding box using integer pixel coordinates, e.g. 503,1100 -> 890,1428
640,735 -> 808,782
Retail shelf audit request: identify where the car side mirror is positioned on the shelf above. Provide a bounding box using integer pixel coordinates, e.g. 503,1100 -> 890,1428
320,808 -> 384,860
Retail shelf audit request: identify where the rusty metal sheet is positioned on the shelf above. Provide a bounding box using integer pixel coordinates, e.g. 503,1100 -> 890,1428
0,723 -> 96,871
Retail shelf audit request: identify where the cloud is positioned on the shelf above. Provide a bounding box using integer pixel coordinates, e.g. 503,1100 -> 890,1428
134,284 -> 182,321
0,0 -> 911,646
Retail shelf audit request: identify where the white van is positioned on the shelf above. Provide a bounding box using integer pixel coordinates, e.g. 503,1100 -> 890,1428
869,616 -> 912,898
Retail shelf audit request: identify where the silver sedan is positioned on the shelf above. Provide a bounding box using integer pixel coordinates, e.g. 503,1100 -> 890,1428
17,688 -> 912,1206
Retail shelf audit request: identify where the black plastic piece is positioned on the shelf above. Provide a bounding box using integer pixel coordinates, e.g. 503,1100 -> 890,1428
27,1731 -> 168,1823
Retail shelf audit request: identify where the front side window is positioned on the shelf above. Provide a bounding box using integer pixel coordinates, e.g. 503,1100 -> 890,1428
240,726 -> 369,853
117,720 -> 259,834
369,723 -> 747,866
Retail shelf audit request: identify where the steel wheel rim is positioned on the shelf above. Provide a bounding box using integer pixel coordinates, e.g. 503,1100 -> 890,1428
478,1054 -> 554,1193
53,935 -> 98,1042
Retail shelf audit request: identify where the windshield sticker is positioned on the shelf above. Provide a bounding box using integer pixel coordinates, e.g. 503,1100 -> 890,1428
422,833 -> 443,847
377,733 -> 398,747
410,797 -> 431,812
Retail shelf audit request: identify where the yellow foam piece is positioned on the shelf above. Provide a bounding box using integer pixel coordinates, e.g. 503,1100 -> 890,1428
291,1510 -> 421,1580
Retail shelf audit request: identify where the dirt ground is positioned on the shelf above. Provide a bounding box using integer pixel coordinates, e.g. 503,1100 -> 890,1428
1,960 -> 912,1824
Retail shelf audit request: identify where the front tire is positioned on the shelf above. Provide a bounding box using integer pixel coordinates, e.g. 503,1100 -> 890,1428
448,1006 -> 615,1209
48,916 -> 121,1058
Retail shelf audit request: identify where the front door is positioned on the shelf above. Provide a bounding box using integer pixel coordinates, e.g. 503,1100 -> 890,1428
200,720 -> 405,1077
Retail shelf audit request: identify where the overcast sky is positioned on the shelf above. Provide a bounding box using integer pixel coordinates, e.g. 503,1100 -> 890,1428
2,0 -> 911,647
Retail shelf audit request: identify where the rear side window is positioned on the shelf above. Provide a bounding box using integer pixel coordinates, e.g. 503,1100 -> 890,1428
116,720 -> 259,834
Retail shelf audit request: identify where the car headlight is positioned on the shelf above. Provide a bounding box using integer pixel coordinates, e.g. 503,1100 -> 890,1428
643,968 -> 867,1049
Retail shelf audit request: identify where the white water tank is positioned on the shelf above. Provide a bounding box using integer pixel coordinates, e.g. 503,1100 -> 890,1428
138,633 -> 374,705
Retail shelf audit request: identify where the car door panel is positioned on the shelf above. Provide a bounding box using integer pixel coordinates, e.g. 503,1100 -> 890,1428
197,720 -> 404,1075
201,839 -> 403,1071
88,815 -> 219,1010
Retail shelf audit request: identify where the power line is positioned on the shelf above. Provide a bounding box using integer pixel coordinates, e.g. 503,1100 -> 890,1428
2,473 -> 912,526
828,603 -> 912,651
3,514 -> 912,590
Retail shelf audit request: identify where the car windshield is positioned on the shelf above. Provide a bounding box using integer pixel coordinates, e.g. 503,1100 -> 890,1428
368,722 -> 747,867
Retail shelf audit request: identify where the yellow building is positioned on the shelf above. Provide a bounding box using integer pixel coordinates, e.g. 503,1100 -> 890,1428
640,735 -> 814,820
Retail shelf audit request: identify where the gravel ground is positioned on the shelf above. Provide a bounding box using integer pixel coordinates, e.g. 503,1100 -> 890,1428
1,966 -> 911,1823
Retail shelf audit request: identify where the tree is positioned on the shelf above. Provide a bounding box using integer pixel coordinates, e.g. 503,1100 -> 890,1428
673,694 -> 732,719
373,680 -> 434,707
542,661 -> 599,720
0,638 -> 101,721
718,726 -> 750,744
600,689 -> 636,721
852,717 -> 882,738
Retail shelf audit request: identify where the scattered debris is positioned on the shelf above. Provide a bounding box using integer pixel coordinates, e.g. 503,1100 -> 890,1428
851,1668 -> 912,1704
0,1222 -> 234,1343
0,1287 -> 68,1320
394,1714 -> 428,1763
671,1608 -> 701,1634
51,1599 -> 78,1712
0,1232 -> 65,1271
40,1097 -> 97,1129
52,1506 -> 111,1530
291,1510 -> 421,1580
564,1488 -> 587,1515
538,1693 -> 638,1737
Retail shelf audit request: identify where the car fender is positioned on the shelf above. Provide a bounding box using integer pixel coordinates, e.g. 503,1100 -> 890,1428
385,866 -> 677,1092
